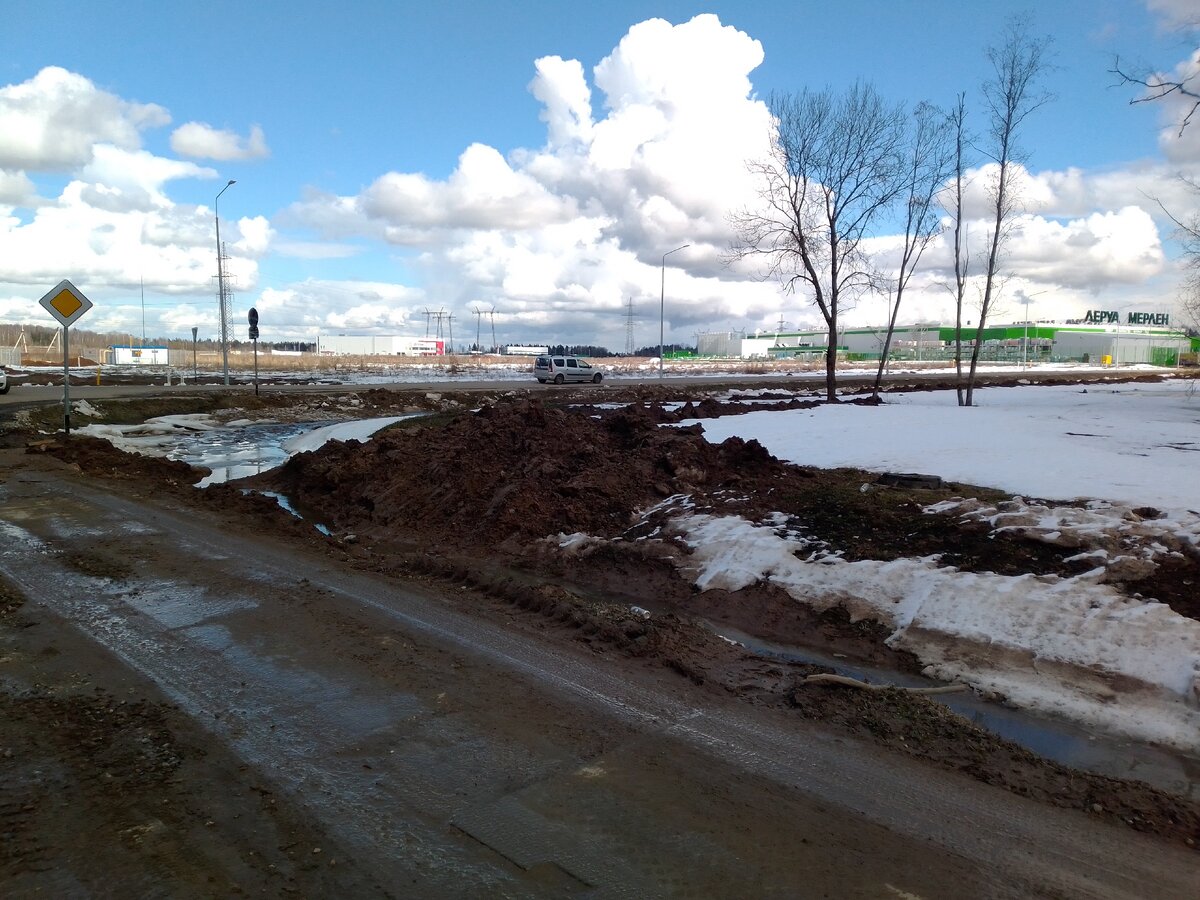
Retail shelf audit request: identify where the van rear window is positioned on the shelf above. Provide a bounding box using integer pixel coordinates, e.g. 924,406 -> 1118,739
536,356 -> 549,366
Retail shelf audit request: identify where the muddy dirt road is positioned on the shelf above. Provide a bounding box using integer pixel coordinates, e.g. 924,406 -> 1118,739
2,447 -> 1199,898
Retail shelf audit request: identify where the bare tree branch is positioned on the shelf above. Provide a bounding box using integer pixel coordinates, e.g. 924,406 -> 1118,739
1112,55 -> 1200,137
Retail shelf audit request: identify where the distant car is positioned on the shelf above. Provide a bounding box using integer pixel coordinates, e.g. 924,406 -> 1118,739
0,369 -> 8,394
534,355 -> 604,384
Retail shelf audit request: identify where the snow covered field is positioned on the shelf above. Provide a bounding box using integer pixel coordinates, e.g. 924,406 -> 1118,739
675,379 -> 1200,751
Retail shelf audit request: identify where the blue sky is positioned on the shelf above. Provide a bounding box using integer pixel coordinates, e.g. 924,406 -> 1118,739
2,1 -> 1198,349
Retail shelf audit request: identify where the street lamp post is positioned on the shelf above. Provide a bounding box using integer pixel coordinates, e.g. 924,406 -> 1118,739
1022,297 -> 1030,369
1019,289 -> 1049,369
215,179 -> 236,386
660,244 -> 689,377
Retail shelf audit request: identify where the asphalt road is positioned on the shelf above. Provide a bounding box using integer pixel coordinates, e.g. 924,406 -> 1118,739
1,365 -> 1183,413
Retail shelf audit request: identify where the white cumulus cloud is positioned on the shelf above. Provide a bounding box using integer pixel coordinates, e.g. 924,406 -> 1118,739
0,67 -> 169,172
170,122 -> 270,161
285,14 -> 776,346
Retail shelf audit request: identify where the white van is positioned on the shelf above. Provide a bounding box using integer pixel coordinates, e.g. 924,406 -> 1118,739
534,355 -> 604,384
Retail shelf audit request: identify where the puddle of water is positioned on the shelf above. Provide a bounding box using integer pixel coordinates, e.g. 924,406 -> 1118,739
182,623 -> 425,742
166,421 -> 314,487
164,414 -> 424,488
712,622 -> 1200,801
121,582 -> 258,630
158,417 -> 425,535
247,489 -> 333,536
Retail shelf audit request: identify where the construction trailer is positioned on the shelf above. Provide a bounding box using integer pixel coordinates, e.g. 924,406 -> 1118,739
109,346 -> 171,365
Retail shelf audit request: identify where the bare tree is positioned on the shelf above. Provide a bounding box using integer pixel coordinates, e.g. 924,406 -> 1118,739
730,84 -> 907,401
871,102 -> 953,399
965,21 -> 1053,407
945,94 -> 972,406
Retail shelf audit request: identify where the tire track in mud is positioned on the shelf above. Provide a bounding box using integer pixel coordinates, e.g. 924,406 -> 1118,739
2,474 -> 1199,899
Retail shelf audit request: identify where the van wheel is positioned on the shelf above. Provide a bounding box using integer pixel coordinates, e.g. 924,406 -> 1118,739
553,374 -> 564,384
592,373 -> 603,383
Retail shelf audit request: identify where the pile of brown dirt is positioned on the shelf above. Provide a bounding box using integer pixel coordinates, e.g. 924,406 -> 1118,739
259,397 -> 1118,586
263,397 -> 784,550
31,436 -> 206,490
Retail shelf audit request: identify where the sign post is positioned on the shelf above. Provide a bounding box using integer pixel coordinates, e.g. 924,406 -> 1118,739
37,280 -> 93,436
248,307 -> 260,396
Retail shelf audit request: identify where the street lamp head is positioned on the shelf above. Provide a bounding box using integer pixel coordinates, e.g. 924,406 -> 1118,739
659,243 -> 690,379
227,179 -> 236,186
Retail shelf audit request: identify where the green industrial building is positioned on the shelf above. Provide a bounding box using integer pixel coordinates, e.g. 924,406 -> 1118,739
697,320 -> 1197,367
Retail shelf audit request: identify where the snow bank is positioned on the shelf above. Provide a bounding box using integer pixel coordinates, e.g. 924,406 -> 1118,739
76,414 -> 218,454
281,416 -> 407,454
670,511 -> 1200,750
672,382 -> 1200,749
925,497 -> 1200,572
687,380 -> 1200,510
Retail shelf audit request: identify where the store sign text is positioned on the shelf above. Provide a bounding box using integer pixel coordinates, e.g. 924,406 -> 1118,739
1083,310 -> 1170,326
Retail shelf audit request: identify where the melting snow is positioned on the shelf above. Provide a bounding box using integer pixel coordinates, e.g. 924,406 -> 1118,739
662,379 -> 1200,749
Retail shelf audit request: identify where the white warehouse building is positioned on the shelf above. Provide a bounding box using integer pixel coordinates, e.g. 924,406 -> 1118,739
318,335 -> 445,356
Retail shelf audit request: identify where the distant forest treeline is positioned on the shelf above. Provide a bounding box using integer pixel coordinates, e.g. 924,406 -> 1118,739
0,322 -> 309,352
0,322 -> 212,350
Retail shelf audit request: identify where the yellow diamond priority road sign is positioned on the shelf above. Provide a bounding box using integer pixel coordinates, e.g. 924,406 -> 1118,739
38,279 -> 93,327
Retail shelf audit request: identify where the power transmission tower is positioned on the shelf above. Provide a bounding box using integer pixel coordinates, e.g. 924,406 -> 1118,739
221,245 -> 235,338
489,307 -> 497,353
211,242 -> 235,364
446,313 -> 455,355
472,305 -> 485,351
628,296 -> 638,352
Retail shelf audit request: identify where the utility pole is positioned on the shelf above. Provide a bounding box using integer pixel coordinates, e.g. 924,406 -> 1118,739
214,179 -> 236,386
625,296 -> 635,356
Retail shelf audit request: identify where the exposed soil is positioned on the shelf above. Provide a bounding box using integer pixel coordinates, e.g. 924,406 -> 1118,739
0,574 -> 378,897
4,380 -> 1199,889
